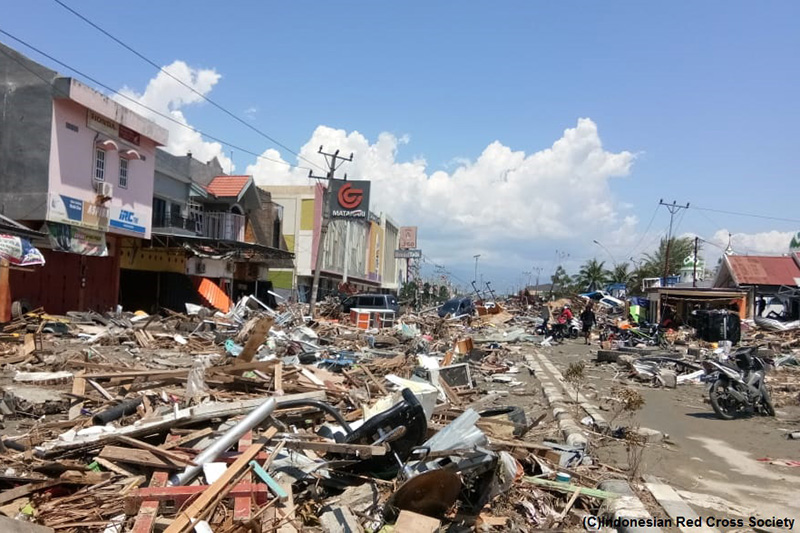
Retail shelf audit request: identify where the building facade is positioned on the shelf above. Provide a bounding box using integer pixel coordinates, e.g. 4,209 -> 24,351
263,184 -> 406,302
0,42 -> 168,313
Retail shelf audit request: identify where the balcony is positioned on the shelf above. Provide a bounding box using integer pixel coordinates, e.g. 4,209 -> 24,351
203,211 -> 245,242
152,212 -> 201,236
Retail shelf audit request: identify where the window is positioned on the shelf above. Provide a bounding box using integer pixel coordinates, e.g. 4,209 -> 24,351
94,148 -> 105,181
118,158 -> 128,189
153,198 -> 167,227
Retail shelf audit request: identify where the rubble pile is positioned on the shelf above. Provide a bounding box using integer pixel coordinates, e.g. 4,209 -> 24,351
0,299 -> 633,532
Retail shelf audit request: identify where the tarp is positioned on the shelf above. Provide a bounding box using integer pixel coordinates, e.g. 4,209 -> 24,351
47,223 -> 108,256
193,277 -> 232,313
0,234 -> 45,266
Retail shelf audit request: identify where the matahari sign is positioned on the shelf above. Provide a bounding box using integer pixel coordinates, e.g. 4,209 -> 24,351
329,180 -> 370,219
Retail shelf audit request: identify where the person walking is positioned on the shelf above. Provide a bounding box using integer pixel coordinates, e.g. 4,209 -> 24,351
580,303 -> 597,345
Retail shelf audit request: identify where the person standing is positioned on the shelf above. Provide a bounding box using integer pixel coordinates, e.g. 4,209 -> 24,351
757,296 -> 767,317
580,303 -> 597,345
539,304 -> 551,333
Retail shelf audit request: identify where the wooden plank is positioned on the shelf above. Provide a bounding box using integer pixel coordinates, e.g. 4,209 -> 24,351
94,457 -> 136,478
276,481 -> 298,533
99,446 -> 181,470
87,379 -> 116,401
643,475 -> 720,533
237,317 -> 273,363
130,471 -> 169,533
438,376 -> 461,406
164,442 -> 264,533
160,427 -> 214,450
68,374 -> 86,420
280,439 -> 387,457
0,480 -> 60,505
114,436 -> 196,467
274,363 -> 283,395
249,461 -> 288,501
394,510 -> 440,533
233,431 -> 253,523
360,365 -> 388,395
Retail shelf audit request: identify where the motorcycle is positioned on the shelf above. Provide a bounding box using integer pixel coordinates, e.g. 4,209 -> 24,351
702,345 -> 775,420
538,317 -> 580,340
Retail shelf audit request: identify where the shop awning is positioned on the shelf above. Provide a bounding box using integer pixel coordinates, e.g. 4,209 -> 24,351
151,232 -> 293,262
194,277 -> 232,313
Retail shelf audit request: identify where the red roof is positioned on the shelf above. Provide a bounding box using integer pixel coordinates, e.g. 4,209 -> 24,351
726,255 -> 800,286
206,176 -> 251,198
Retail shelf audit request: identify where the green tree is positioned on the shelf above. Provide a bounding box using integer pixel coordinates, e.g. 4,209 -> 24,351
550,265 -> 572,297
575,258 -> 609,292
439,285 -> 449,301
399,281 -> 418,306
608,262 -> 639,293
641,237 -> 695,278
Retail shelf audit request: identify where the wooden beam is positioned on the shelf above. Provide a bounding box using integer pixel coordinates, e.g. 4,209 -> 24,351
68,374 -> 86,420
237,317 -> 273,363
160,428 -> 214,450
99,446 -> 182,470
164,443 -> 264,533
280,439 -> 387,457
114,436 -> 196,467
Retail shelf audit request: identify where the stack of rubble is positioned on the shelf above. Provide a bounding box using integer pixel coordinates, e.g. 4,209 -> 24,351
0,297 -> 663,532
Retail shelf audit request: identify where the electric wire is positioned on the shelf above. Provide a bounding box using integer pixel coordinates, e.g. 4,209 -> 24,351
627,203 -> 660,259
51,0 -> 327,173
691,205 -> 800,224
0,29 -> 313,174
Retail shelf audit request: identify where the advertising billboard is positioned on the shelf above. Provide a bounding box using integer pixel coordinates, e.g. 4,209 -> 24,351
329,180 -> 370,219
399,226 -> 417,249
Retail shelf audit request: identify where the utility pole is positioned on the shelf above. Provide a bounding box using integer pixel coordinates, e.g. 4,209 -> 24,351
659,199 -> 690,285
692,236 -> 699,288
473,254 -> 481,283
308,147 -> 353,318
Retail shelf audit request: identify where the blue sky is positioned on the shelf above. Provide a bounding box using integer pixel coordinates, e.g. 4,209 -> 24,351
2,1 -> 799,291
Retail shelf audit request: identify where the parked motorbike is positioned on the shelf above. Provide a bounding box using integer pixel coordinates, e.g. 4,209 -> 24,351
702,346 -> 775,420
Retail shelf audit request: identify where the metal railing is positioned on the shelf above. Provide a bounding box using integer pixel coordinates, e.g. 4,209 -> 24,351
203,211 -> 245,241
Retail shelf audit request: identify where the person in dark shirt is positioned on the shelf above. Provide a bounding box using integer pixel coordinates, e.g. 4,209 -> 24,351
580,304 -> 597,345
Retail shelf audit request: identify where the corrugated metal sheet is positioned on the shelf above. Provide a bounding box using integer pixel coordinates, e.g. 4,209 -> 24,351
206,176 -> 251,198
726,255 -> 800,286
194,277 -> 232,312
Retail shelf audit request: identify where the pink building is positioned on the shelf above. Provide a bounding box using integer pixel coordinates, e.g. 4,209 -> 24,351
0,41 -> 168,314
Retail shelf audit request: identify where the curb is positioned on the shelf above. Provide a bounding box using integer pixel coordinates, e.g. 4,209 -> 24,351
598,479 -> 664,533
533,352 -> 610,433
525,354 -> 588,448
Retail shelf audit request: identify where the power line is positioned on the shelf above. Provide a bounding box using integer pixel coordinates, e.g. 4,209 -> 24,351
628,203 -> 660,259
691,205 -> 800,224
51,0 -> 326,173
0,29 -> 311,173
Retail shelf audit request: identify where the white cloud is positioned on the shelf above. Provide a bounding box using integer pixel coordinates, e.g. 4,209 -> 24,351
116,61 -> 234,172
711,229 -> 795,256
249,119 -> 636,260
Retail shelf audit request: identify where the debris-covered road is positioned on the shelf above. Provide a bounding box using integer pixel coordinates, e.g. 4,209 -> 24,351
0,298 -> 798,532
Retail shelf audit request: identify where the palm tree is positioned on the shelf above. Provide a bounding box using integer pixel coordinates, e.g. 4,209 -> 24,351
642,237 -> 695,278
576,259 -> 609,292
609,263 -> 634,284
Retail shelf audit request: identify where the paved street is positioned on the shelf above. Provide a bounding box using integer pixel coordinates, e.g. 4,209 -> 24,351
538,340 -> 800,527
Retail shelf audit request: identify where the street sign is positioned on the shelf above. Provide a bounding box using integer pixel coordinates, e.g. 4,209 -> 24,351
394,248 -> 422,259
399,226 -> 418,249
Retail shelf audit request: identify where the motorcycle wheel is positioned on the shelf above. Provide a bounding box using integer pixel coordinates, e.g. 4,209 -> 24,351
709,380 -> 737,420
570,328 -> 579,339
761,386 -> 776,417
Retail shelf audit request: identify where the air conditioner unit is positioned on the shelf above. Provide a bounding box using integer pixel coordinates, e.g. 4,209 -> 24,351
196,261 -> 206,274
94,181 -> 113,198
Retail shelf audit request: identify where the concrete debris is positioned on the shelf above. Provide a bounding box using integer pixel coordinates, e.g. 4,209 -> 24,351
0,294 -> 795,532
